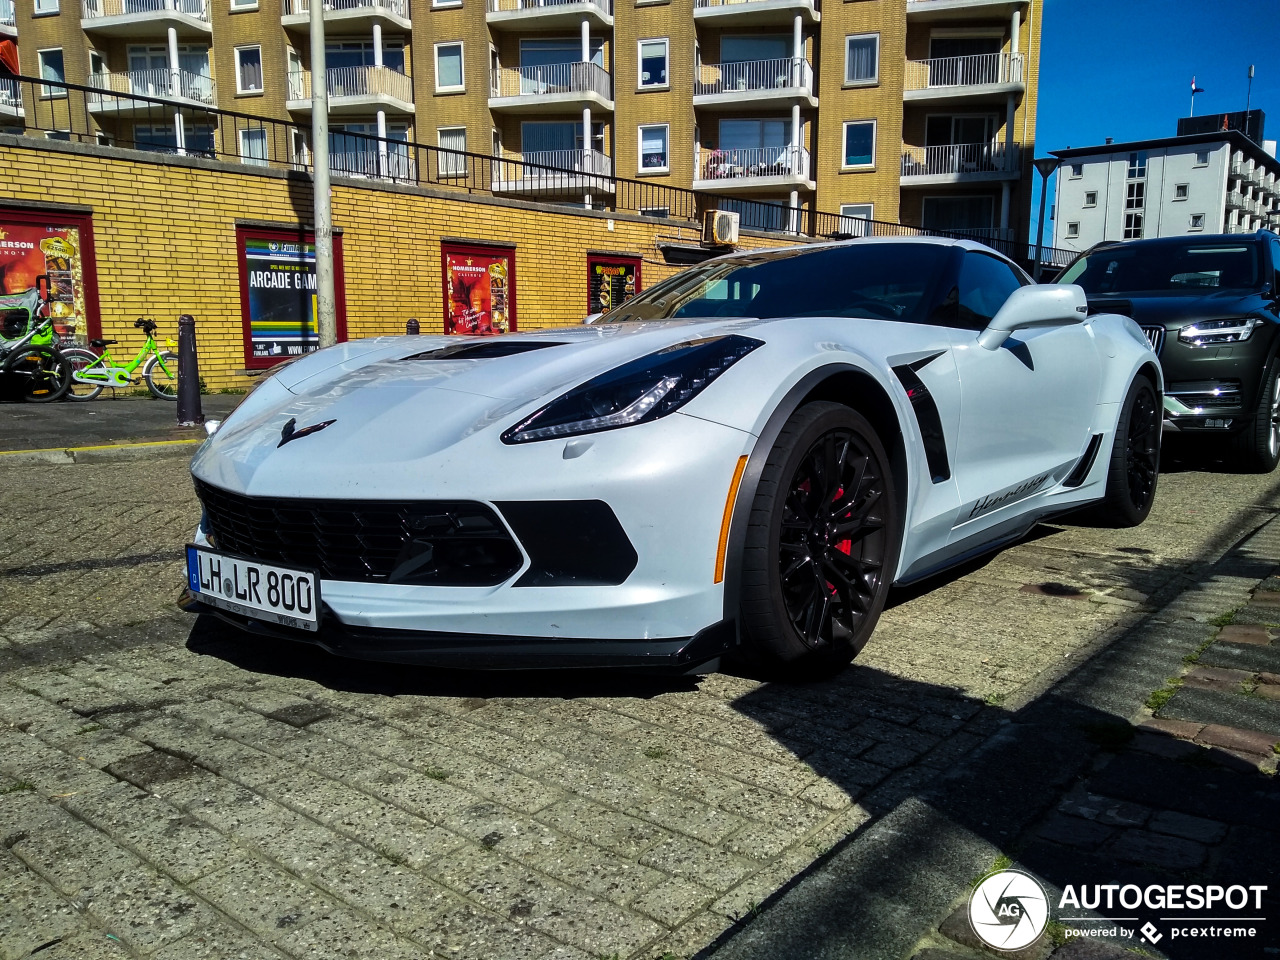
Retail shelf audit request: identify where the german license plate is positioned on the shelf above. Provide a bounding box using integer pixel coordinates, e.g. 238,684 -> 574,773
186,545 -> 320,632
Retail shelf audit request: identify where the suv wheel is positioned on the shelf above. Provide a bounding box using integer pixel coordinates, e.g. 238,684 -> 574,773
1228,360 -> 1280,473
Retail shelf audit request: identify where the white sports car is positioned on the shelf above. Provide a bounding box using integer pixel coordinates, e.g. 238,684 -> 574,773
181,237 -> 1161,675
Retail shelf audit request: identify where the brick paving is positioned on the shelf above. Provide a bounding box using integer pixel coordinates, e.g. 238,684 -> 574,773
3,456 -> 1280,959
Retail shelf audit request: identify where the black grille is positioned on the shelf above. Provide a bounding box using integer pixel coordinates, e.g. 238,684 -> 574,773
1167,380 -> 1243,409
194,480 -> 523,586
1140,325 -> 1166,356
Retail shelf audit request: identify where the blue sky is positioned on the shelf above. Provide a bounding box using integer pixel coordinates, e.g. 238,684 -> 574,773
1032,0 -> 1280,242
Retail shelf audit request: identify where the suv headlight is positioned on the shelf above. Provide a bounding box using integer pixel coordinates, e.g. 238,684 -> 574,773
501,335 -> 763,444
1177,318 -> 1262,346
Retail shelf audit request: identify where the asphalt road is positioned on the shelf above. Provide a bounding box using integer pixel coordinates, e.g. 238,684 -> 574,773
0,447 -> 1278,960
0,394 -> 243,453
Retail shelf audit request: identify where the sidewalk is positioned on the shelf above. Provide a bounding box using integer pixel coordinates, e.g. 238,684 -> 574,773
707,518 -> 1280,960
0,393 -> 243,456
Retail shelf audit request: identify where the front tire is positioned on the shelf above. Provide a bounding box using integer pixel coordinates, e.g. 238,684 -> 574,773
739,402 -> 900,676
6,346 -> 71,403
1091,375 -> 1160,527
144,351 -> 179,400
1227,359 -> 1280,473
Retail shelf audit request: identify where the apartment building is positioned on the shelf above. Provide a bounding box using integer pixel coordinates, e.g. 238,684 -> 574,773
1050,129 -> 1280,253
5,0 -> 1041,240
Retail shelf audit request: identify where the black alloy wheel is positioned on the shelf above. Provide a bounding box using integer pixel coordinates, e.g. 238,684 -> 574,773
1089,375 -> 1160,527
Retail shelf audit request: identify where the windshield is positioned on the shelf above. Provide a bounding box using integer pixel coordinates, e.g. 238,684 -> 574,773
600,243 -> 951,324
1060,242 -> 1261,295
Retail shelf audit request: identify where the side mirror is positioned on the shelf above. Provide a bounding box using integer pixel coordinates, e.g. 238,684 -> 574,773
977,284 -> 1088,351
583,313 -> 603,325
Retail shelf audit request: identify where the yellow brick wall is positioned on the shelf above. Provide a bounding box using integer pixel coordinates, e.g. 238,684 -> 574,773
0,136 -> 798,388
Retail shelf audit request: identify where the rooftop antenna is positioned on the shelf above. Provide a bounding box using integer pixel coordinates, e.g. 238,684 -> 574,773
1190,75 -> 1205,116
1246,64 -> 1255,115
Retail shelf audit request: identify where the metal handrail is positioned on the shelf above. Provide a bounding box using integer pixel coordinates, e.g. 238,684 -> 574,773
88,68 -> 216,105
490,61 -> 612,101
0,0 -> 15,26
283,0 -> 410,16
81,0 -> 210,21
0,78 -> 21,108
900,142 -> 1019,177
904,52 -> 1024,90
487,0 -> 611,13
696,144 -> 810,181
694,57 -> 813,97
287,65 -> 413,103
693,0 -> 817,9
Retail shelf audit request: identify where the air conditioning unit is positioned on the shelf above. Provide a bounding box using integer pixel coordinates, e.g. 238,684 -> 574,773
702,209 -> 740,246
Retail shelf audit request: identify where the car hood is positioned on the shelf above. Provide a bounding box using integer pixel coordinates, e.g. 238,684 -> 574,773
191,318 -> 770,494
1085,290 -> 1265,327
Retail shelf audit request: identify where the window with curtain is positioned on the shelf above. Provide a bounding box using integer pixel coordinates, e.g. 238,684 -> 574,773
325,41 -> 405,72
240,128 -> 268,166
842,120 -> 875,167
438,127 -> 467,176
719,118 -> 788,150
639,39 -> 667,88
436,43 -> 464,90
519,38 -> 604,68
845,35 -> 878,84
639,124 -> 668,171
719,35 -> 788,63
38,49 -> 65,98
236,46 -> 263,93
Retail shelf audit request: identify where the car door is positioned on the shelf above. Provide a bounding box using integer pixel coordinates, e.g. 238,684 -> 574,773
947,251 -> 1101,540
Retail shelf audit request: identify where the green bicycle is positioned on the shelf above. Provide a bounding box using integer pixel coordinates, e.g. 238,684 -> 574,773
62,318 -> 180,401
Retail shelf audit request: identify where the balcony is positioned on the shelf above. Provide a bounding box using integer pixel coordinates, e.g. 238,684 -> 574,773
281,0 -> 411,33
87,68 -> 215,116
0,77 -> 21,119
903,52 -> 1025,104
905,0 -> 1027,20
692,144 -> 814,194
486,0 -> 612,31
693,58 -> 816,111
692,0 -> 819,27
900,142 -> 1020,185
286,65 -> 415,115
489,62 -> 613,114
490,149 -> 615,195
81,0 -> 212,38
0,0 -> 15,38
1226,189 -> 1248,212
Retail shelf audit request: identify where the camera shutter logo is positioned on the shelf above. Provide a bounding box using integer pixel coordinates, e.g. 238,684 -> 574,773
969,870 -> 1050,951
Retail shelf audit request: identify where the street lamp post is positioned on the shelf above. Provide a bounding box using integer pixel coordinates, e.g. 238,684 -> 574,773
310,0 -> 337,348
1032,156 -> 1058,282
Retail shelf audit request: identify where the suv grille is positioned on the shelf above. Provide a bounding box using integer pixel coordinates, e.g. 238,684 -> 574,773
1140,325 -> 1166,356
194,480 -> 523,586
1166,380 -> 1243,410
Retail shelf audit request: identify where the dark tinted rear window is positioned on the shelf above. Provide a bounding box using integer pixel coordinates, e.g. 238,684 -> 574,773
1060,242 -> 1261,295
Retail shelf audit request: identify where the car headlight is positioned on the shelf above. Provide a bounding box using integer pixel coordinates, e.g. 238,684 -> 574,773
1177,318 -> 1262,346
501,335 -> 763,444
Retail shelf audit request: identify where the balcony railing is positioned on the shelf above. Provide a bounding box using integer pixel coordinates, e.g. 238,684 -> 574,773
282,0 -> 409,16
288,65 -> 413,104
88,67 -> 215,105
693,0 -> 817,11
82,0 -> 210,22
490,62 -> 612,102
904,52 -> 1024,91
487,0 -> 611,14
696,144 -> 810,182
694,57 -> 813,97
0,78 -> 20,113
1227,189 -> 1248,211
900,142 -> 1019,178
492,148 -> 613,189
0,0 -> 14,26
328,147 -> 415,180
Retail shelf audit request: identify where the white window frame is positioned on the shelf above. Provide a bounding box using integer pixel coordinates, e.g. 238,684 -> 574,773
1189,213 -> 1205,231
37,49 -> 66,99
46,130 -> 72,141
1065,222 -> 1080,239
638,123 -> 669,174
34,0 -> 59,13
433,0 -> 462,8
1123,212 -> 1143,240
1069,163 -> 1083,179
1194,150 -> 1210,167
843,33 -> 879,87
437,126 -> 467,176
235,45 -> 264,95
838,203 -> 874,237
637,37 -> 669,91
1083,191 -> 1097,208
239,128 -> 269,166
1173,183 -> 1188,201
434,42 -> 465,93
230,0 -> 258,10
841,119 -> 876,170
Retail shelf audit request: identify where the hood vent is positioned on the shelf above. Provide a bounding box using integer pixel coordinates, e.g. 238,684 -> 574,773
401,341 -> 569,361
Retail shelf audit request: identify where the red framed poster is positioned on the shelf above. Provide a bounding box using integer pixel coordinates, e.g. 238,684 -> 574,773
0,206 -> 101,344
236,225 -> 348,370
441,242 -> 516,335
587,254 -> 641,315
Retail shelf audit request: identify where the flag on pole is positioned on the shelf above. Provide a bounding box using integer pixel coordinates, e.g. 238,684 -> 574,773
1191,76 -> 1205,94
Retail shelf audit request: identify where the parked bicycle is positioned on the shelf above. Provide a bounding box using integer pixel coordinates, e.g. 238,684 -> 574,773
0,286 -> 71,403
62,318 -> 180,401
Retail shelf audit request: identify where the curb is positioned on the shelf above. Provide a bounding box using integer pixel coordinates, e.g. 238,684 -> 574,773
0,438 -> 202,465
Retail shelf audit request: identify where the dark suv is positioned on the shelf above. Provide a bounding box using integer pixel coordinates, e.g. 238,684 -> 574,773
1059,231 -> 1280,471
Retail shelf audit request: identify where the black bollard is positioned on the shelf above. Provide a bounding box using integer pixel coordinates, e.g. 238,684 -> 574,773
176,313 -> 204,427
406,318 -> 420,335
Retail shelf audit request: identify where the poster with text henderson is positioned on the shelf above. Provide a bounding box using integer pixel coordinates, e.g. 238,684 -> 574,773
244,236 -> 319,360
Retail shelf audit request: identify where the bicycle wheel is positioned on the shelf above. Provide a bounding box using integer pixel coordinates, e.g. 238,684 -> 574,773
60,347 -> 108,401
6,346 -> 71,403
144,350 -> 179,400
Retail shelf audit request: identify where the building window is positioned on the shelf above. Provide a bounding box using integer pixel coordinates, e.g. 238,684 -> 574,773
1127,151 -> 1147,179
1189,213 -> 1205,231
1125,182 -> 1144,210
839,203 -> 873,237
438,126 -> 467,176
230,0 -> 257,9
842,120 -> 875,168
1194,149 -> 1210,166
1066,222 -> 1080,239
639,124 -> 668,172
38,49 -> 65,98
1124,212 -> 1143,240
435,42 -> 464,92
844,34 -> 878,85
46,130 -> 71,141
34,0 -> 59,13
1069,163 -> 1082,178
640,206 -> 670,218
239,128 -> 268,166
1083,191 -> 1097,207
235,46 -> 263,94
638,38 -> 668,89
434,0 -> 462,7
1174,183 -> 1188,200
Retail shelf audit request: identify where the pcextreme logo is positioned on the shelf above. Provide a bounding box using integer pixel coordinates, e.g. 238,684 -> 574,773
969,870 -> 1050,951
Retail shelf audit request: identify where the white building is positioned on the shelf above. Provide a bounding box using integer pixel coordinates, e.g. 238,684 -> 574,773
1049,130 -> 1280,253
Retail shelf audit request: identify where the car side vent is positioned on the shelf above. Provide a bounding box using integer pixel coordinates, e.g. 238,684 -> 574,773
1063,434 -> 1104,488
401,341 -> 569,361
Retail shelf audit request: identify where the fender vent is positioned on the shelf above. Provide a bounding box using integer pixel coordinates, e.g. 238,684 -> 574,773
892,355 -> 951,484
1063,434 -> 1104,488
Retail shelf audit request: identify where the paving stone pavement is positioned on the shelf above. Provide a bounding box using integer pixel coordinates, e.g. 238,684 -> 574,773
3,454 -> 1280,960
